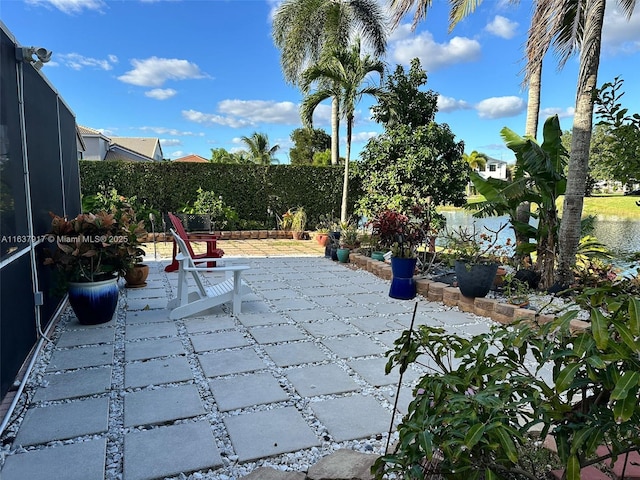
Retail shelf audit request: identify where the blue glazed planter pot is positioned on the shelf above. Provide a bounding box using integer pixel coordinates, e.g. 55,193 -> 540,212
389,257 -> 417,300
68,277 -> 119,325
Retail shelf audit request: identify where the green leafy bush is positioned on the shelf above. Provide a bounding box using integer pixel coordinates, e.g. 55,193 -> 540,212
376,286 -> 640,480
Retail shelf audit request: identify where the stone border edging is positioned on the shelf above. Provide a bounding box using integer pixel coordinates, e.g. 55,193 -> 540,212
347,253 -> 590,333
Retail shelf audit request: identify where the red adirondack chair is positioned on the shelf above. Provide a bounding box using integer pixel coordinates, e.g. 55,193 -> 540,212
164,212 -> 224,272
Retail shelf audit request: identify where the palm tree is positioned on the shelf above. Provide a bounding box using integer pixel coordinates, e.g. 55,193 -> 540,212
272,0 -> 388,165
239,132 -> 280,165
300,39 -> 385,222
524,0 -> 636,285
463,150 -> 488,195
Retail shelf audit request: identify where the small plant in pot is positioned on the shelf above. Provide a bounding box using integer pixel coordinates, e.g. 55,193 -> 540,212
369,207 -> 429,299
443,222 -> 512,298
314,214 -> 335,247
337,221 -> 358,263
290,207 -> 307,240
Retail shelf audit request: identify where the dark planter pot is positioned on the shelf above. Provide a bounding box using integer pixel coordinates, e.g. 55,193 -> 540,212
389,257 -> 417,300
68,277 -> 119,325
330,247 -> 338,261
455,260 -> 498,298
124,264 -> 149,288
336,248 -> 350,263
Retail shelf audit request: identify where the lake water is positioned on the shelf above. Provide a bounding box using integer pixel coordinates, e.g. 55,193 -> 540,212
441,211 -> 640,273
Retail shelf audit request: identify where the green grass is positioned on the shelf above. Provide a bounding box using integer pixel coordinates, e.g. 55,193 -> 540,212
439,194 -> 640,219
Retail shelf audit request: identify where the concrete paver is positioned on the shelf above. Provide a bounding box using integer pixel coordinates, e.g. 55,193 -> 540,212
248,324 -> 307,344
125,309 -> 172,324
320,336 -> 387,359
124,356 -> 193,388
56,326 -> 115,347
124,384 -> 205,427
46,344 -> 114,371
125,321 -> 178,340
301,319 -> 359,338
237,312 -> 288,327
125,337 -> 185,361
34,367 -> 112,401
15,397 -> 109,446
183,315 -> 236,333
123,421 -> 222,480
263,341 -> 329,367
286,364 -> 359,397
310,395 -> 391,442
198,348 -> 266,377
190,330 -> 249,352
223,406 -> 321,462
1,438 -> 106,480
209,372 -> 289,411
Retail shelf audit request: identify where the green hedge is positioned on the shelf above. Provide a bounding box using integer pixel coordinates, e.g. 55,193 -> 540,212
80,161 -> 362,228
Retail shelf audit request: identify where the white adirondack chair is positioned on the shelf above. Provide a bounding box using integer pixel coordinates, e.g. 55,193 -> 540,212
167,228 -> 251,318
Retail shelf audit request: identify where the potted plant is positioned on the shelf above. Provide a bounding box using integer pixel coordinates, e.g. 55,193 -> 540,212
314,214 -> 334,247
443,222 -> 511,298
82,189 -> 149,287
337,221 -> 358,263
43,210 -> 143,324
369,206 -> 429,299
290,207 -> 307,240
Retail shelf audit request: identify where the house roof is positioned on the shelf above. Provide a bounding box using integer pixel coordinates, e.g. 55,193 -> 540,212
78,125 -> 110,140
174,154 -> 209,163
104,144 -> 154,162
110,137 -> 162,159
486,157 -> 508,166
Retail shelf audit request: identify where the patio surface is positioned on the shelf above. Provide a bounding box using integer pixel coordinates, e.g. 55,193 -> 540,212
0,238 -> 508,480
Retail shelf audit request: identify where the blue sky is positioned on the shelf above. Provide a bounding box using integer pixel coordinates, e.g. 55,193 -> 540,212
3,0 -> 640,163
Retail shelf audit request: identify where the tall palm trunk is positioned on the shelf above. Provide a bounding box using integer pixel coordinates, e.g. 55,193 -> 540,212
341,115 -> 353,222
331,97 -> 340,165
515,61 -> 543,268
556,0 -> 606,286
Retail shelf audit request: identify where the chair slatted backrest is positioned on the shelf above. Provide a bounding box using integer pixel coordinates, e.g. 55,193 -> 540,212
167,212 -> 197,258
170,228 -> 207,296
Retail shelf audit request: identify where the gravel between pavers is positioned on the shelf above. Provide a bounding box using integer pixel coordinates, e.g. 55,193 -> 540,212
0,256 -> 501,480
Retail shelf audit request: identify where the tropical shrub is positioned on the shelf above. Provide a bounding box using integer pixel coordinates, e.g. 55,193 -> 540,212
375,285 -> 640,480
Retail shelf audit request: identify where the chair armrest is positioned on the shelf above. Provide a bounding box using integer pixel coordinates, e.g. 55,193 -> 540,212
183,265 -> 250,273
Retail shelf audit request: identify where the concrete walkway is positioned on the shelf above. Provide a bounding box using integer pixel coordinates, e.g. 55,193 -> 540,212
0,242 -> 498,480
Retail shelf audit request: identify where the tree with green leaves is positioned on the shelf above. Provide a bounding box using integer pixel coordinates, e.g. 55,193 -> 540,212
272,0 -> 387,165
239,132 -> 280,165
594,76 -> 640,186
300,39 -> 385,222
356,59 -> 467,218
210,147 -> 252,164
288,127 -> 331,165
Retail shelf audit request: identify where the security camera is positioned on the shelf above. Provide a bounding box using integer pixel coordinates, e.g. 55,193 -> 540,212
16,46 -> 53,70
34,47 -> 52,63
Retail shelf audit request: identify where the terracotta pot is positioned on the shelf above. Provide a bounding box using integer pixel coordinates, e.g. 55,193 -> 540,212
292,231 -> 304,240
316,233 -> 329,246
125,264 -> 149,288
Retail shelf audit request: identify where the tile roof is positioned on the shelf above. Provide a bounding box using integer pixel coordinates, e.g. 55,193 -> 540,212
174,154 -> 209,163
110,137 -> 160,159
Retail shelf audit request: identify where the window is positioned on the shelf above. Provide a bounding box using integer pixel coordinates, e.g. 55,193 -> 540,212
478,165 -> 485,172
489,164 -> 497,172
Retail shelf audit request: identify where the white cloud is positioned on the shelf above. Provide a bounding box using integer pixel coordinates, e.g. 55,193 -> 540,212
25,0 -> 105,14
56,53 -> 116,70
540,106 -> 575,119
602,4 -> 640,55
144,88 -> 177,100
118,57 -> 206,87
218,100 -> 300,124
170,151 -> 184,158
476,96 -> 525,119
139,126 -> 203,136
484,15 -> 518,39
391,31 -> 481,71
438,95 -> 472,113
182,109 -> 252,128
351,131 -> 378,143
160,138 -> 182,146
